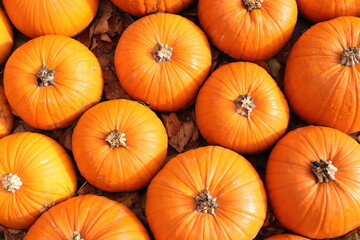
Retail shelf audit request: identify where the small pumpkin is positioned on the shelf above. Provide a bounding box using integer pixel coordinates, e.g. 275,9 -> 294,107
195,62 -> 289,155
4,35 -> 103,130
264,234 -> 310,240
266,126 -> 360,239
2,0 -> 99,38
284,16 -> 360,133
72,99 -> 168,192
0,132 -> 77,229
0,86 -> 13,139
24,194 -> 150,240
114,13 -> 212,111
146,145 -> 267,240
198,0 -> 298,61
0,8 -> 13,65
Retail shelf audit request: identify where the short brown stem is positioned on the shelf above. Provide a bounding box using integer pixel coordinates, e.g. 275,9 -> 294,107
105,130 -> 127,148
234,93 -> 255,118
36,64 -> 55,87
194,188 -> 218,216
340,47 -> 360,67
1,173 -> 22,193
243,0 -> 264,11
311,159 -> 338,184
151,43 -> 173,63
71,231 -> 84,240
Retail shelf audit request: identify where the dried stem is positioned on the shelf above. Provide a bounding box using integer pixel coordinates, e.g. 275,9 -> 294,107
36,64 -> 55,87
340,47 -> 360,67
311,159 -> 338,184
151,42 -> 173,63
105,130 -> 127,148
70,231 -> 84,240
234,93 -> 256,118
194,188 -> 218,216
1,173 -> 22,193
243,0 -> 264,11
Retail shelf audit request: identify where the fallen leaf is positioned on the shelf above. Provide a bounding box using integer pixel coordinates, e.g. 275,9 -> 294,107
255,61 -> 271,74
3,228 -> 26,240
104,80 -> 130,100
103,192 -> 141,209
93,0 -> 113,34
12,120 -> 42,134
266,58 -> 281,79
108,12 -> 123,36
103,69 -> 117,83
162,113 -> 181,137
97,54 -> 111,68
348,131 -> 360,143
58,128 -> 73,151
169,121 -> 195,152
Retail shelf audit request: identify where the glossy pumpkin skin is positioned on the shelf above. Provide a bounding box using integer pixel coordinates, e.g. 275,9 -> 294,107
264,234 -> 310,240
24,195 -> 150,240
72,99 -> 168,192
284,17 -> 360,133
195,62 -> 289,155
198,0 -> 297,61
0,86 -> 13,139
146,146 -> 267,240
111,0 -> 194,16
114,13 -> 212,112
0,8 -> 13,65
266,126 -> 360,239
2,0 -> 99,38
4,35 -> 103,130
0,132 -> 77,229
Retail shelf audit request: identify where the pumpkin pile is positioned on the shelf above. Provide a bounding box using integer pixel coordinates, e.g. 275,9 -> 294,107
0,0 -> 359,239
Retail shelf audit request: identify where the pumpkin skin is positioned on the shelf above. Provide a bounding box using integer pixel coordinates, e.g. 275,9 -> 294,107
146,146 -> 267,240
2,0 -> 99,38
195,62 -> 289,155
0,86 -> 13,139
114,13 -> 212,112
4,35 -> 103,130
24,194 -> 150,240
198,0 -> 297,61
284,16 -> 360,133
0,8 -> 13,65
0,132 -> 77,229
266,126 -> 360,239
72,99 -> 168,192
264,234 -> 310,240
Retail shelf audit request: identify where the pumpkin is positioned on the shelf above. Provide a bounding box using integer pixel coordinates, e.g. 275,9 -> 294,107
0,132 -> 77,229
266,126 -> 360,239
114,13 -> 212,112
4,35 -> 103,130
284,16 -> 360,133
264,234 -> 310,240
111,0 -> 194,16
72,99 -> 168,192
195,62 -> 289,155
0,8 -> 13,65
2,0 -> 99,38
146,145 -> 267,240
0,86 -> 13,139
198,0 -> 297,61
24,194 -> 150,240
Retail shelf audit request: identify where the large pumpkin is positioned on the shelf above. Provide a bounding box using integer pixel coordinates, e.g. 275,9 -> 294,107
4,35 -> 103,130
198,0 -> 297,61
284,16 -> 360,133
266,126 -> 360,239
2,0 -> 99,38
24,194 -> 150,240
146,146 -> 267,240
114,13 -> 212,111
72,99 -> 168,192
264,234 -> 310,240
0,86 -> 13,139
0,132 -> 77,229
195,62 -> 289,155
0,8 -> 13,65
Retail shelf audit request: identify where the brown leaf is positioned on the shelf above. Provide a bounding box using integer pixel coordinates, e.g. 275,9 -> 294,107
75,28 -> 91,48
97,54 -> 111,68
93,1 -> 113,34
77,183 -> 99,196
103,69 -> 117,83
104,81 -> 130,100
169,121 -> 195,152
255,61 -> 271,74
58,128 -> 73,151
12,120 -> 42,134
100,33 -> 112,43
348,131 -> 360,143
3,228 -> 26,240
108,12 -> 123,36
266,58 -> 281,79
162,113 -> 181,137
103,192 -> 141,209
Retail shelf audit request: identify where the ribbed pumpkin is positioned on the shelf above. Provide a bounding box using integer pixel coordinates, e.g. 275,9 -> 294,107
284,16 -> 360,133
2,0 -> 99,38
264,234 -> 310,240
146,146 -> 267,240
114,13 -> 212,111
266,126 -> 360,239
195,62 -> 289,155
4,35 -> 103,130
72,99 -> 168,192
0,132 -> 77,229
0,86 -> 13,139
24,194 -> 150,240
198,0 -> 297,61
0,8 -> 13,65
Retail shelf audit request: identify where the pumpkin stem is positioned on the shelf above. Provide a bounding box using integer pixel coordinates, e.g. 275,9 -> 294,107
151,42 -> 173,63
70,231 -> 84,240
36,63 -> 55,87
311,160 -> 338,184
1,173 -> 22,193
243,0 -> 264,11
234,93 -> 255,118
105,130 -> 127,148
340,47 -> 360,67
194,188 -> 218,216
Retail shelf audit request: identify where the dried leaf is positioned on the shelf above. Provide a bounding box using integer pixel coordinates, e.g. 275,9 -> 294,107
104,80 -> 130,100
77,183 -> 99,196
348,131 -> 360,143
162,113 -> 181,137
58,128 -> 73,151
103,192 -> 141,209
266,58 -> 281,79
97,54 -> 111,68
108,12 -> 123,36
75,28 -> 91,48
103,70 -> 117,83
3,228 -> 26,240
93,1 -> 113,34
255,61 -> 271,74
100,33 -> 112,43
12,120 -> 42,134
169,121 -> 195,152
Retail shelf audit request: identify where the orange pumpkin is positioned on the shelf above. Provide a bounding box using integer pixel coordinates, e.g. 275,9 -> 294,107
72,99 -> 168,192
146,146 -> 267,240
195,62 -> 289,155
24,194 -> 150,240
4,35 -> 103,130
198,0 -> 297,61
2,0 -> 99,38
266,126 -> 360,239
264,234 -> 310,240
0,86 -> 13,139
114,13 -> 212,112
0,132 -> 77,229
0,8 -> 13,65
284,17 -> 360,133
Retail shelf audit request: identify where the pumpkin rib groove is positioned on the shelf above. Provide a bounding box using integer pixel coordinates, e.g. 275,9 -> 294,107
212,215 -> 235,240
261,9 -> 286,45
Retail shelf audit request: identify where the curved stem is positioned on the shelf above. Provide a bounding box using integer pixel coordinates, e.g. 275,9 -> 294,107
243,0 -> 264,11
36,64 -> 55,87
234,93 -> 255,118
105,130 -> 127,148
1,173 -> 22,193
340,46 -> 360,67
151,42 -> 173,63
311,159 -> 338,184
194,188 -> 218,216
